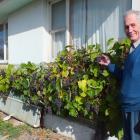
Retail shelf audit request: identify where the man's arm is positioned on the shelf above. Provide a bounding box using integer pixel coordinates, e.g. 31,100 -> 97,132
98,55 -> 123,80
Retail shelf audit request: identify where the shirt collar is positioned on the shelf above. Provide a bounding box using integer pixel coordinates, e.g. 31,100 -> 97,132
133,39 -> 140,48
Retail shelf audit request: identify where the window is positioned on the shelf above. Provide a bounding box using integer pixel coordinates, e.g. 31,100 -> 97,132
49,0 -> 130,59
0,23 -> 8,63
70,0 -> 131,51
50,0 -> 70,60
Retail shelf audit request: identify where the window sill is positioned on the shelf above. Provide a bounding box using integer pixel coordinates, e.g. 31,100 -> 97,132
0,60 -> 8,65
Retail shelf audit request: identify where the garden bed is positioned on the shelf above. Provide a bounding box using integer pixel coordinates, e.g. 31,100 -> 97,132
0,94 -> 41,127
0,95 -> 96,140
44,114 -> 95,140
0,40 -> 129,140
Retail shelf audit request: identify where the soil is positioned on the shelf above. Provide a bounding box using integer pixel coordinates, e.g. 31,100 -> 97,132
0,111 -> 72,140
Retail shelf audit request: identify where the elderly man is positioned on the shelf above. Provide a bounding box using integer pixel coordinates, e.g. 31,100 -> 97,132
99,10 -> 140,140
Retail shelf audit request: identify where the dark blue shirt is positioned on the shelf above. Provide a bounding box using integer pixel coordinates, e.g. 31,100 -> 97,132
108,44 -> 140,111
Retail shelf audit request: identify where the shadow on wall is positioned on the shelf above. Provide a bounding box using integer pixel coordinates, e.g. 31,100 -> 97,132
8,0 -> 48,36
8,0 -> 131,43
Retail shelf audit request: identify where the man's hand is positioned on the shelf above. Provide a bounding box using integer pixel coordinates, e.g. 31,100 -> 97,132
97,54 -> 111,66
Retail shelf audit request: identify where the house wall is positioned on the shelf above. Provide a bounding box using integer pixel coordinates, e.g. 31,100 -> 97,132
8,0 -> 50,64
7,0 -> 139,64
132,0 -> 140,11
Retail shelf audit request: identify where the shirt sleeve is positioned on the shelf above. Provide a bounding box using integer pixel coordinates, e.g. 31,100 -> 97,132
107,63 -> 123,81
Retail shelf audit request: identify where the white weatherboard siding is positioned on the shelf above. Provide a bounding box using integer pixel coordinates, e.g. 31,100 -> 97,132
8,0 -> 50,64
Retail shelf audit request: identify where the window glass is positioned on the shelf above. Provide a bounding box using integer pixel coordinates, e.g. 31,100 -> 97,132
51,0 -> 66,60
52,0 -> 66,30
52,31 -> 65,58
70,0 -> 131,50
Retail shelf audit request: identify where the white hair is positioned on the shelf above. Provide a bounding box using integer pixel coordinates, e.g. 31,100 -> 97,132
124,10 -> 140,22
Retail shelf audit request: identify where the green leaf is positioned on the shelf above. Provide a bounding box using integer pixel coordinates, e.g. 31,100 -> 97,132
90,66 -> 99,77
49,96 -> 52,101
83,109 -> 88,116
87,90 -> 95,97
78,80 -> 87,92
87,79 -> 97,88
80,92 -> 86,97
83,75 -> 88,80
102,70 -> 109,77
62,70 -> 69,77
93,68 -> 98,77
75,96 -> 83,104
23,90 -> 29,96
105,109 -> 109,116
37,91 -> 41,96
56,79 -> 61,92
69,108 -> 78,117
121,38 -> 131,47
118,129 -> 124,140
107,38 -> 115,47
91,53 -> 99,60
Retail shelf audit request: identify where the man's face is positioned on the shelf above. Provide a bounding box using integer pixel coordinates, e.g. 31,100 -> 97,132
124,14 -> 140,43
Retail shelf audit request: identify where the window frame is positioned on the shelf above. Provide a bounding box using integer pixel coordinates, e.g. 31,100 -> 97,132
49,0 -> 70,60
0,23 -> 8,64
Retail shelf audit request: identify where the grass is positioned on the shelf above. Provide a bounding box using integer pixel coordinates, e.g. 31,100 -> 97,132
0,112 -> 71,140
0,118 -> 31,139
